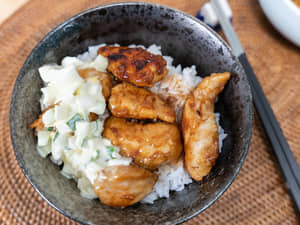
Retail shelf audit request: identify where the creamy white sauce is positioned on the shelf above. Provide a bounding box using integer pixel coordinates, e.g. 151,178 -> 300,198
36,55 -> 131,199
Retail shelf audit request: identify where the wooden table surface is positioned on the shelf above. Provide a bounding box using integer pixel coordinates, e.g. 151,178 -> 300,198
0,0 -> 28,24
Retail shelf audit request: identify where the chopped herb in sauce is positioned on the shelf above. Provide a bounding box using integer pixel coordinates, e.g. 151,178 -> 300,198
53,132 -> 59,142
107,146 -> 116,159
94,150 -> 100,161
90,150 -> 100,162
47,127 -> 55,131
66,113 -> 83,131
96,150 -> 100,159
81,137 -> 88,148
65,146 -> 72,151
95,120 -> 99,132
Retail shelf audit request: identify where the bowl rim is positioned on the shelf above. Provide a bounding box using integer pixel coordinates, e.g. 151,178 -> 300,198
9,2 -> 253,225
258,0 -> 300,47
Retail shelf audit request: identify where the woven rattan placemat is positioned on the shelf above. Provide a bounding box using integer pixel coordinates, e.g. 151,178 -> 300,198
1,0 -> 300,224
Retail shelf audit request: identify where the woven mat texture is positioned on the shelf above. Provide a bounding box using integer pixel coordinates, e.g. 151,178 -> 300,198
0,0 -> 300,224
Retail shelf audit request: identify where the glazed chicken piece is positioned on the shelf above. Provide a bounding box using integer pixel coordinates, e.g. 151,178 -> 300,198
93,164 -> 158,207
182,72 -> 230,181
109,82 -> 175,123
103,117 -> 183,170
98,46 -> 168,87
77,68 -> 112,100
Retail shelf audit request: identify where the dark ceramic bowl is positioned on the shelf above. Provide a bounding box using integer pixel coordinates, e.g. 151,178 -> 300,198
10,2 -> 253,225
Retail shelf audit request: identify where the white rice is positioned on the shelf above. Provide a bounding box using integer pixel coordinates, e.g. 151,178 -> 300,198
77,43 -> 227,204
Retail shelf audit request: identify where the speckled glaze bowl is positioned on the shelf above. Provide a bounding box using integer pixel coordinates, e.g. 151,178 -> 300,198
10,2 -> 253,225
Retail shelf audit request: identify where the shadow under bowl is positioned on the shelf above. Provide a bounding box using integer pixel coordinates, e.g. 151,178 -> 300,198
10,2 -> 253,225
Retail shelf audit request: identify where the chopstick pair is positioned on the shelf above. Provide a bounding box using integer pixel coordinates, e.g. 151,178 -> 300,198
197,0 -> 300,214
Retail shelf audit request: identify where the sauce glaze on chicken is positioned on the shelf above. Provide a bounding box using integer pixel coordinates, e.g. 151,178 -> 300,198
103,117 -> 182,170
98,46 -> 168,87
182,72 -> 230,181
109,82 -> 176,123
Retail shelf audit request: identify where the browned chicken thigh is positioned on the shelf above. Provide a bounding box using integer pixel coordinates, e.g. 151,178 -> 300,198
77,68 -> 112,100
182,72 -> 230,181
103,117 -> 183,170
98,46 -> 168,87
109,82 -> 175,123
93,164 -> 157,207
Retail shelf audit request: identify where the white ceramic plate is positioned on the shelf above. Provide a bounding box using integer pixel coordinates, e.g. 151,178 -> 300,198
259,0 -> 300,47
